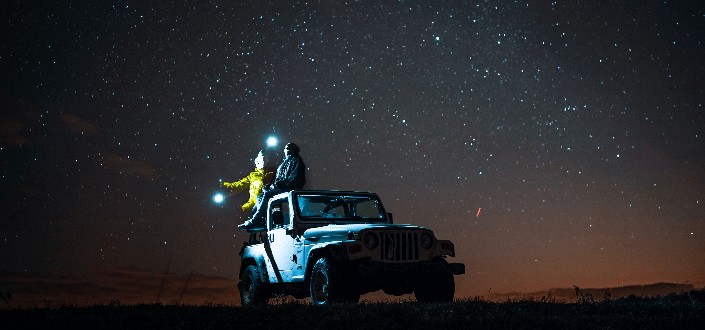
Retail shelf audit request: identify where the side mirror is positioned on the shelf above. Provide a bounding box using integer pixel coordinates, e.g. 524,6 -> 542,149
387,212 -> 393,223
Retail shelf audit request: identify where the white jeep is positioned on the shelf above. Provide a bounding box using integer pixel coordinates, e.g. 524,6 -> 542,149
237,190 -> 465,305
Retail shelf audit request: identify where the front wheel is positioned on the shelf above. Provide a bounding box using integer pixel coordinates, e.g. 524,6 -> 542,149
239,265 -> 269,306
310,257 -> 359,305
414,259 -> 455,303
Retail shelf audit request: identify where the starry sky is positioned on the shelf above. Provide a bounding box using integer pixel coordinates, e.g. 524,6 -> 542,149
1,1 -> 704,305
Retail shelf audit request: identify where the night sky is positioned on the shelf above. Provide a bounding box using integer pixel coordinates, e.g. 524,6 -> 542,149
2,1 -> 704,305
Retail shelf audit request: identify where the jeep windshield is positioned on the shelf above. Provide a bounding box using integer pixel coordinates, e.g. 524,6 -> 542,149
295,193 -> 387,222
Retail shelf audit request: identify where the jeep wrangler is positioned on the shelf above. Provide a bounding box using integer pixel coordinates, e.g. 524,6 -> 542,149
237,190 -> 465,305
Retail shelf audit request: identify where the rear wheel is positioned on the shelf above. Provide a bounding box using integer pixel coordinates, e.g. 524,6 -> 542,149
239,265 -> 269,306
310,258 -> 360,305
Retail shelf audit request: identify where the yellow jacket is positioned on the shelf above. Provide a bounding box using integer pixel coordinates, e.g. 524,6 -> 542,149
223,168 -> 268,211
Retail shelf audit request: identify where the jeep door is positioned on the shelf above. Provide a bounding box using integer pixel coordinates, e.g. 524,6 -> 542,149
265,200 -> 303,283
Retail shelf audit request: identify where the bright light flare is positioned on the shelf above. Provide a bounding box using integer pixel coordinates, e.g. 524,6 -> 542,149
213,193 -> 225,204
266,136 -> 278,147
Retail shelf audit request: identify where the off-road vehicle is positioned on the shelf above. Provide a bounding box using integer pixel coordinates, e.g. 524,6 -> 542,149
237,190 -> 465,305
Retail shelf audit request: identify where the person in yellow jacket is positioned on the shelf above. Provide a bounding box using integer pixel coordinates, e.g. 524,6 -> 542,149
222,151 -> 273,212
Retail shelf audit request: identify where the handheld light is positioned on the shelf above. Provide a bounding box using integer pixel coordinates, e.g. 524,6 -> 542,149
266,136 -> 278,148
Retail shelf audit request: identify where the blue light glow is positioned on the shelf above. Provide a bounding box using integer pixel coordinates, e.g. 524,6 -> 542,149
266,136 -> 278,147
213,193 -> 224,204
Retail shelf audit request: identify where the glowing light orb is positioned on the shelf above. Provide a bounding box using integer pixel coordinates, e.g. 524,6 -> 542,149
213,193 -> 224,204
266,136 -> 278,147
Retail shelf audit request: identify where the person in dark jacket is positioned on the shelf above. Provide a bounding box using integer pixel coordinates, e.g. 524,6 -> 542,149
238,143 -> 306,230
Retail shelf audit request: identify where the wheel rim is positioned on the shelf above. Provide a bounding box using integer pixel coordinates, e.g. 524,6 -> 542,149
311,269 -> 329,304
241,274 -> 254,304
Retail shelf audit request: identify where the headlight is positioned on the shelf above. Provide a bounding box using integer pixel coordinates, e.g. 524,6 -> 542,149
420,233 -> 434,249
363,232 -> 378,249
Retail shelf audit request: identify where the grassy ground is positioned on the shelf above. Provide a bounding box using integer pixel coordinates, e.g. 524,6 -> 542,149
2,290 -> 703,329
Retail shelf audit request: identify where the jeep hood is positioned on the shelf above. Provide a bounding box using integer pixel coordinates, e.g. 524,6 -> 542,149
303,223 -> 429,242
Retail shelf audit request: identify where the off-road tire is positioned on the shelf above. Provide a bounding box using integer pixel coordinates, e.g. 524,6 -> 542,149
414,259 -> 455,302
239,265 -> 269,306
310,257 -> 360,305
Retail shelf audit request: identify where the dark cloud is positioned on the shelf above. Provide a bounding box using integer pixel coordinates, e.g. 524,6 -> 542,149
103,153 -> 159,178
60,113 -> 99,136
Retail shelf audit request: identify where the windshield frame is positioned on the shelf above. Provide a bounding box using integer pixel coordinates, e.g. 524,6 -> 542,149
293,191 -> 389,223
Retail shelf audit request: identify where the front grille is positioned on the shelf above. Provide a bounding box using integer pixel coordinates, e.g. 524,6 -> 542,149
380,231 -> 419,262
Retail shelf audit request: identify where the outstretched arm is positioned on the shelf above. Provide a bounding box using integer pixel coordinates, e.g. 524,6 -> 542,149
223,175 -> 251,191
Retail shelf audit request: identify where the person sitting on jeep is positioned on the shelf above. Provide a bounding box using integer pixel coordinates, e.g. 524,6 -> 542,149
238,143 -> 305,230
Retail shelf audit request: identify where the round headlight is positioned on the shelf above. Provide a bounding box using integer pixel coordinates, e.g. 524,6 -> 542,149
420,233 -> 434,249
363,232 -> 378,249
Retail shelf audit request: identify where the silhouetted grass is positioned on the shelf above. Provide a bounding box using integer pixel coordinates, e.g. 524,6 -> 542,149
2,290 -> 703,329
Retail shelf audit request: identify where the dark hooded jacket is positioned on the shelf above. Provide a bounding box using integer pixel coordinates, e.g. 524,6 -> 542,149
271,154 -> 305,190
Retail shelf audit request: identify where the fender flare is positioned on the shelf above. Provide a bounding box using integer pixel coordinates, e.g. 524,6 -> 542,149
240,252 -> 269,284
304,242 -> 350,283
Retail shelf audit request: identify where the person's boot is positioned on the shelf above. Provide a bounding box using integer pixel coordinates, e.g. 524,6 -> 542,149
238,217 -> 265,231
238,218 -> 254,229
